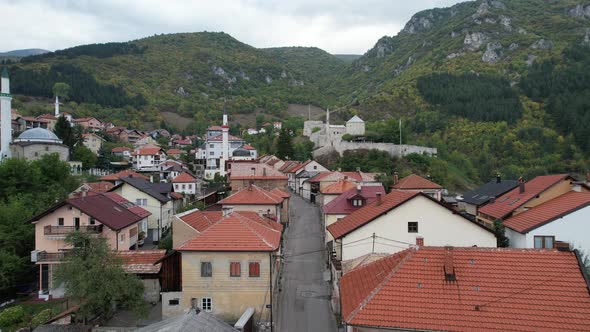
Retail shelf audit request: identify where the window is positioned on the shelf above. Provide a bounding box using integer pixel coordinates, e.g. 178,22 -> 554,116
209,144 -> 214,148
408,222 -> 418,233
201,262 -> 212,277
201,297 -> 212,312
352,199 -> 363,207
230,262 -> 241,277
534,236 -> 554,249
168,299 -> 179,306
188,184 -> 192,189
58,218 -> 64,226
209,151 -> 214,155
249,262 -> 260,277
120,233 -> 125,243
45,146 -> 49,151
135,199 -> 147,206
89,218 -> 95,225
175,184 -> 179,190
182,184 -> 186,190
313,165 -> 317,170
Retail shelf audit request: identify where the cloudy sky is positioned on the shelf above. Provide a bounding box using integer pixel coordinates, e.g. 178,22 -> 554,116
1,0 -> 468,54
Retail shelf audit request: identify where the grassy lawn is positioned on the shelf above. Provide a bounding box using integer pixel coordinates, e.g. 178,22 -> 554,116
0,298 -> 69,332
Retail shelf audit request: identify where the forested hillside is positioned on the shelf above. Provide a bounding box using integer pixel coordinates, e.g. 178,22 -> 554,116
5,0 -> 590,188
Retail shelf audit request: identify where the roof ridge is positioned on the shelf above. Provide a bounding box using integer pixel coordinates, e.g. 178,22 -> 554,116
233,213 -> 279,249
346,248 -> 416,322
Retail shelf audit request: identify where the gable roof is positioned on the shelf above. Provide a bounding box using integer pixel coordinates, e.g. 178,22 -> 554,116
347,115 -> 364,123
100,170 -> 148,181
72,181 -> 114,197
340,247 -> 590,331
177,212 -> 282,251
285,160 -> 311,174
117,249 -> 166,274
229,163 -> 288,180
219,184 -> 284,205
111,146 -> 132,153
479,174 -> 572,220
132,147 -> 165,156
115,177 -> 173,203
177,210 -> 224,233
320,180 -> 357,194
392,174 -> 443,190
167,148 -> 184,154
172,172 -> 197,183
503,191 -> 590,233
207,134 -> 242,142
134,309 -> 236,332
271,188 -> 291,199
461,179 -> 520,206
29,193 -> 150,231
322,185 -> 386,215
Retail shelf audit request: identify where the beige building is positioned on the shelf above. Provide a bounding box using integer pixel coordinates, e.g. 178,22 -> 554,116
28,192 -> 150,299
163,211 -> 282,323
228,162 -> 288,193
218,184 -> 287,223
10,127 -> 69,161
82,133 -> 105,155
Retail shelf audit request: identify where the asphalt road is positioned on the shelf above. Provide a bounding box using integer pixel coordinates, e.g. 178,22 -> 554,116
276,194 -> 338,332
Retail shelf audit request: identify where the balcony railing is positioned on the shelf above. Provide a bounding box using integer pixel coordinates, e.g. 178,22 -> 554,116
44,225 -> 103,236
36,251 -> 70,262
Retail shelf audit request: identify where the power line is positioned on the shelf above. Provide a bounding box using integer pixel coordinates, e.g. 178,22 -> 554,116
375,235 -> 415,246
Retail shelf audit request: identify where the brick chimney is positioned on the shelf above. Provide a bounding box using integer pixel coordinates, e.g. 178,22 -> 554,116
444,246 -> 456,282
376,192 -> 382,205
518,176 -> 525,194
496,173 -> 501,184
393,172 -> 399,185
416,237 -> 424,246
357,184 -> 361,193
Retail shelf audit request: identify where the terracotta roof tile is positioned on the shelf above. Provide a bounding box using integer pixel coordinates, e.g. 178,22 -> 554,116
229,163 -> 288,180
242,144 -> 256,150
340,247 -> 590,331
111,146 -> 132,153
208,134 -> 242,141
328,191 -> 419,239
178,212 -> 282,251
503,191 -> 590,233
72,181 -> 114,197
392,174 -> 443,190
271,188 -> 291,199
171,172 -> 197,183
322,185 -> 386,215
167,148 -> 184,154
178,210 -> 224,233
132,147 -> 164,156
479,174 -> 571,220
278,160 -> 299,172
66,193 -> 150,230
285,160 -> 311,173
100,170 -> 148,181
320,180 -> 357,194
219,184 -> 284,205
117,250 -> 166,274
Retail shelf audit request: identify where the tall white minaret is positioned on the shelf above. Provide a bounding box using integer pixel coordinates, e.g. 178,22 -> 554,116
0,67 -> 12,160
326,106 -> 330,127
54,96 -> 60,116
220,107 -> 229,175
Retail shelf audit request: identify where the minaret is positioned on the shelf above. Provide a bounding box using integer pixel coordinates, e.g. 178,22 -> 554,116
54,96 -> 60,117
220,107 -> 229,175
326,107 -> 330,127
0,67 -> 12,160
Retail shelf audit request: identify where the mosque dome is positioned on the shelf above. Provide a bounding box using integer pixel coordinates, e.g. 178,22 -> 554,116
232,148 -> 251,157
14,127 -> 63,143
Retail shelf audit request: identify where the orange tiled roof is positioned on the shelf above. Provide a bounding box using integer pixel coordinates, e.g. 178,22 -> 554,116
328,191 -> 420,239
278,160 -> 299,172
167,148 -> 183,154
229,163 -> 288,180
170,192 -> 183,200
271,188 -> 291,199
242,144 -> 256,150
479,174 -> 571,220
117,250 -> 166,274
321,180 -> 357,194
171,172 -> 197,183
85,181 -> 114,194
178,210 -> 223,233
285,160 -> 311,173
36,114 -> 57,120
219,184 -> 284,205
177,212 -> 282,251
340,246 -> 590,331
392,174 -> 443,190
111,146 -> 131,153
100,170 -> 148,181
503,191 -> 590,233
132,147 -> 164,156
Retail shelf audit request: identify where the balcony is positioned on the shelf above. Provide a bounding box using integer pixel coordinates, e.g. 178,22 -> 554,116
44,225 -> 103,236
34,251 -> 71,262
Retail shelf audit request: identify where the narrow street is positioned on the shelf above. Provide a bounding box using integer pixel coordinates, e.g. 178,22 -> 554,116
277,194 -> 338,332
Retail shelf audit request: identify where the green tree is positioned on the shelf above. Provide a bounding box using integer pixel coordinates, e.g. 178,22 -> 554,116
72,145 -> 97,169
55,232 -> 148,321
52,82 -> 71,100
494,219 -> 510,248
276,128 -> 294,160
53,117 -> 83,148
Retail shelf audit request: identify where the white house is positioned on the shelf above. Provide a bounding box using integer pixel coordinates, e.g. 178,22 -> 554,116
504,191 -> 590,254
132,146 -> 167,172
171,172 -> 199,195
327,191 -> 497,261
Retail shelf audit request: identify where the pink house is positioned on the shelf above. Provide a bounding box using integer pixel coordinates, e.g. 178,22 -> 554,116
28,192 -> 151,300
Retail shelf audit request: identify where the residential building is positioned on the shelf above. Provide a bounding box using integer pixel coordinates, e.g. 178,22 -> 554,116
305,171 -> 381,204
218,184 -> 286,222
172,209 -> 223,248
28,193 -> 151,299
159,160 -> 187,182
132,146 -> 167,172
327,191 -> 497,262
135,309 -> 237,332
322,185 -> 385,243
284,160 -> 329,192
296,170 -> 321,200
35,114 -> 58,131
117,249 -> 168,303
339,246 -> 590,332
504,191 -> 590,253
72,117 -> 103,132
10,127 -> 69,161
81,133 -> 104,155
458,175 -> 519,216
320,180 -> 357,206
172,172 -> 199,195
70,181 -> 114,198
111,176 -> 181,242
17,116 -> 49,131
391,173 -> 444,201
228,162 -> 288,193
167,148 -> 185,159
112,146 -> 132,160
100,169 -> 149,185
477,174 -> 584,226
168,212 -> 282,323
134,135 -> 158,148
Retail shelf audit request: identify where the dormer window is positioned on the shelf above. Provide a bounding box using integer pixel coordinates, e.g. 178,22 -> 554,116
352,199 -> 363,207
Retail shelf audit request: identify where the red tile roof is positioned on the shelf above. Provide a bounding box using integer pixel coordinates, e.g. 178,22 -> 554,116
479,174 -> 571,220
307,171 -> 334,183
111,146 -> 131,153
503,191 -> 590,233
285,160 -> 311,174
170,192 -> 183,200
207,125 -> 223,131
177,212 -> 282,251
178,210 -> 224,233
167,148 -> 184,155
36,114 -> 57,120
174,139 -> 192,145
278,160 -> 299,172
132,147 -> 164,156
340,247 -> 590,331
21,116 -> 49,123
392,174 -> 443,190
72,181 -> 114,197
322,185 -> 386,215
219,184 -> 284,205
271,188 -> 291,199
73,117 -> 100,123
208,134 -> 242,141
328,191 -> 419,239
242,144 -> 256,150
117,250 -> 166,274
171,172 -> 197,183
320,180 -> 357,194
100,170 -> 148,181
229,163 -> 288,180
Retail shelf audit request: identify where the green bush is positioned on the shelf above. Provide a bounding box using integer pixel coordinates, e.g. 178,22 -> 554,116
31,308 -> 52,328
0,306 -> 26,327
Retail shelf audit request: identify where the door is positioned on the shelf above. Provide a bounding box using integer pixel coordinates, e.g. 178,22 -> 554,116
41,264 -> 49,294
74,217 -> 80,230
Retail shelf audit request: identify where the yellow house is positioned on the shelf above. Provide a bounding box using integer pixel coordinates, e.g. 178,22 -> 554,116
110,176 -> 181,242
171,209 -> 223,248
81,133 -> 105,155
28,192 -> 151,299
218,184 -> 286,222
163,211 -> 282,323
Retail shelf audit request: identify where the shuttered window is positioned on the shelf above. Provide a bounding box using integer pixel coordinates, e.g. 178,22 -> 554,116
249,262 -> 260,277
230,262 -> 241,277
201,262 -> 212,277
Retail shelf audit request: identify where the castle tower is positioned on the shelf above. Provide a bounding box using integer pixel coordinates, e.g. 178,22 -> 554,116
54,96 -> 60,116
0,68 -> 12,160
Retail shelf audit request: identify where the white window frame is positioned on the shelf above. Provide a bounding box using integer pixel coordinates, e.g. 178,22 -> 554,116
201,297 -> 212,312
